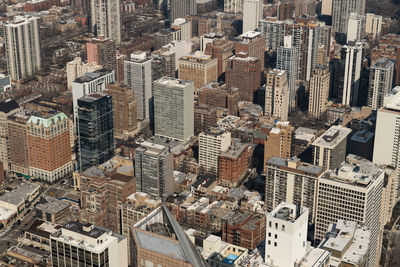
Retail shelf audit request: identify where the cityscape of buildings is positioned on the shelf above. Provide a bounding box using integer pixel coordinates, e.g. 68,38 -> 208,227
0,0 -> 399,266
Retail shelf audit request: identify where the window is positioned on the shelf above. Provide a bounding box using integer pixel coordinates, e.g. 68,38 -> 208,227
274,242 -> 277,247
274,234 -> 277,239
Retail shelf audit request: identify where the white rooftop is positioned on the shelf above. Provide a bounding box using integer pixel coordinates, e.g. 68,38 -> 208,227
240,31 -> 261,39
312,125 -> 351,149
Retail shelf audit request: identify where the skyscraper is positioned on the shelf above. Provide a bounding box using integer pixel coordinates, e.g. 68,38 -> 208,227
346,13 -> 365,42
367,57 -> 394,110
276,36 -> 298,109
199,126 -> 231,176
365,13 -> 382,38
242,0 -> 263,33
264,69 -> 289,121
4,15 -> 41,82
308,64 -> 330,119
332,0 -> 365,42
86,37 -> 117,73
153,77 -> 194,142
90,0 -> 121,43
134,141 -> 174,199
170,0 -> 196,23
77,93 -> 114,171
235,31 -> 265,68
27,111 -> 72,183
124,52 -> 152,120
341,42 -> 364,106
314,155 -> 384,267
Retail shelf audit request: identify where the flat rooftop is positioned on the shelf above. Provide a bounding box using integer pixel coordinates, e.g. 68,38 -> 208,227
240,31 -> 261,39
312,125 -> 352,149
64,221 -> 106,239
0,182 -> 40,206
154,76 -> 194,88
268,202 -> 307,222
220,139 -> 247,159
73,69 -> 113,84
35,196 -> 70,214
372,57 -> 394,70
26,219 -> 62,239
267,156 -> 324,176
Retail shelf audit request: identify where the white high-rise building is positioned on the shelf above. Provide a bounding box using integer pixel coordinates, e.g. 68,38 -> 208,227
4,15 -> 41,83
264,69 -> 289,121
224,0 -> 242,13
368,57 -> 394,110
315,154 -> 385,267
66,57 -> 102,88
243,0 -> 263,33
332,0 -> 366,42
342,42 -> 364,106
153,77 -> 194,142
366,13 -> 382,38
124,52 -> 153,120
276,36 -> 298,109
265,203 -> 309,266
171,18 -> 191,42
308,64 -> 330,119
321,0 -> 333,16
347,13 -> 365,42
170,0 -> 197,23
50,221 -> 128,267
199,126 -> 231,176
90,0 -> 121,43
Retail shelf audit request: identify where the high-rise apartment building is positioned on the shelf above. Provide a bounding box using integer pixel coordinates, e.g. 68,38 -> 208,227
66,57 -> 102,89
308,64 -> 330,119
312,125 -> 351,171
197,82 -> 239,115
153,77 -> 194,142
171,18 -> 191,42
27,111 -> 72,183
341,42 -> 364,106
277,1 -> 294,20
265,157 -> 324,222
104,84 -> 138,137
199,126 -> 231,176
368,57 -> 394,110
178,51 -> 218,89
204,37 -> 234,78
315,155 -> 384,267
0,100 -> 21,171
263,121 -> 294,170
264,69 -> 290,121
224,0 -> 242,13
86,37 -> 117,73
235,31 -> 265,68
365,13 -> 382,38
295,0 -> 317,17
151,50 -> 175,80
226,54 -> 261,102
276,36 -> 298,108
347,13 -> 365,43
242,0 -> 263,33
90,0 -> 121,43
71,69 -> 115,120
50,221 -> 128,267
8,110 -> 30,175
194,104 -> 218,135
332,0 -> 365,42
4,15 -> 41,82
77,94 -> 114,171
124,52 -> 152,120
265,203 -> 309,266
170,0 -> 197,23
135,141 -> 174,199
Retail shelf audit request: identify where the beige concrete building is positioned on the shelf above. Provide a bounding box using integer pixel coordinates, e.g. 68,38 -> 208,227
308,64 -> 330,119
66,57 -> 102,89
265,69 -> 289,121
178,51 -> 217,90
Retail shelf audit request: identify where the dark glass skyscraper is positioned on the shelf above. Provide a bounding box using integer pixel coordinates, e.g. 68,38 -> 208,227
77,93 -> 114,171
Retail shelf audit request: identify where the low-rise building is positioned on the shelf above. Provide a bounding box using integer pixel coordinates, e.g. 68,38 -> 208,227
0,182 -> 40,216
35,196 -> 71,224
23,219 -> 61,251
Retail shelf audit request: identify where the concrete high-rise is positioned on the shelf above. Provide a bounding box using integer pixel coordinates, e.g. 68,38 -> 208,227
341,42 -> 364,106
66,57 -> 102,89
347,13 -> 365,43
50,221 -> 128,267
264,69 -> 289,121
312,125 -> 352,170
366,13 -> 382,38
276,36 -> 298,109
124,52 -> 152,120
170,0 -> 196,23
77,93 -> 114,171
135,141 -> 174,199
27,111 -> 72,183
314,155 -> 384,267
90,0 -> 121,43
86,37 -> 117,73
308,64 -> 330,119
242,0 -> 263,33
332,0 -> 365,42
263,121 -> 294,170
367,57 -> 394,110
199,126 -> 231,176
4,15 -> 41,82
226,54 -> 261,102
224,0 -> 242,13
153,77 -> 194,142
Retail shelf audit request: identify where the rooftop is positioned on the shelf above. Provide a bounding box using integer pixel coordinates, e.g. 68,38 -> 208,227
73,69 -> 113,84
371,57 -> 394,70
220,139 -> 248,159
240,31 -> 261,39
0,99 -> 19,113
267,156 -> 324,176
26,219 -> 62,239
0,206 -> 16,220
35,196 -> 70,214
27,110 -> 67,127
350,129 -> 374,143
203,126 -> 228,137
312,125 -> 352,149
154,76 -> 194,88
0,182 -> 40,206
79,93 -> 110,103
269,202 -> 307,222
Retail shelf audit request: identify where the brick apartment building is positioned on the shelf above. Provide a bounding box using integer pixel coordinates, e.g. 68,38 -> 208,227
204,37 -> 234,78
198,82 -> 239,115
194,104 -> 218,135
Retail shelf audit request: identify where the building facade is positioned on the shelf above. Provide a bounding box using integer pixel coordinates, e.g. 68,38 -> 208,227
90,0 -> 121,43
308,64 -> 330,119
368,57 -> 394,110
264,69 -> 289,121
